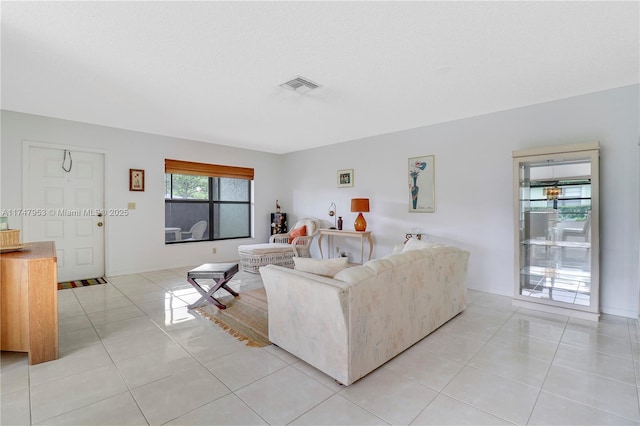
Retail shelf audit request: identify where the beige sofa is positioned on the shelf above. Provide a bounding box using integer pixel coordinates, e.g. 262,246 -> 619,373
259,244 -> 470,385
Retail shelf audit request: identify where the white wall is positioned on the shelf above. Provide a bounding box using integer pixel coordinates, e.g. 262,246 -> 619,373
282,84 -> 640,318
1,84 -> 638,317
0,111 -> 283,276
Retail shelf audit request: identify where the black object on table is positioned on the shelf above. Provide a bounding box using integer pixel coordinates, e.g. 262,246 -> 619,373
187,263 -> 239,310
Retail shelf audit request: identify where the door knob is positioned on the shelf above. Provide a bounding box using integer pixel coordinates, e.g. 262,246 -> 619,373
97,222 -> 103,227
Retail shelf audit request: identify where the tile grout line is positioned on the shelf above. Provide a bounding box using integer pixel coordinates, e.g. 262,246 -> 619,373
523,310 -> 568,425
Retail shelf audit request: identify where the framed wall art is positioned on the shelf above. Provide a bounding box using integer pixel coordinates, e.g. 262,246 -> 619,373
129,169 -> 145,191
408,155 -> 435,212
337,169 -> 354,188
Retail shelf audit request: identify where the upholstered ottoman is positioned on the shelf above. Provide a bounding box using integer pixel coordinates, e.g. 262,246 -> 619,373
237,243 -> 295,273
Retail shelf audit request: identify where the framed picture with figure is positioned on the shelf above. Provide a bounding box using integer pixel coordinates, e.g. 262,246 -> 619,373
408,156 -> 435,212
130,169 -> 145,191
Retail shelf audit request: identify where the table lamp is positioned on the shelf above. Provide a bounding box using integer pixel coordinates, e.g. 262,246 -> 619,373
350,198 -> 370,232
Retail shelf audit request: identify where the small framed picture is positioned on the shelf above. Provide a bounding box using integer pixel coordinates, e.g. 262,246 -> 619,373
129,169 -> 145,191
337,169 -> 354,188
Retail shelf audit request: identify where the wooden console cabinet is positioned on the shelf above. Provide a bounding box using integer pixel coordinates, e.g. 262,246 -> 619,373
1,241 -> 59,364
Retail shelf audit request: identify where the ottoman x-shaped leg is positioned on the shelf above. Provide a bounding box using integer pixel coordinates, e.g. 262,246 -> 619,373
187,275 -> 239,310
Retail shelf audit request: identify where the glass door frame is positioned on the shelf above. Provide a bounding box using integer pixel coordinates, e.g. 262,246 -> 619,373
513,142 -> 600,319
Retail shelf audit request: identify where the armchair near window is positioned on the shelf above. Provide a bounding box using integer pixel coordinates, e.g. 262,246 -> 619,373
269,218 -> 320,257
181,220 -> 208,241
238,218 -> 320,273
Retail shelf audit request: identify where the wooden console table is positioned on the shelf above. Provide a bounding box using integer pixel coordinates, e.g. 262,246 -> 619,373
318,229 -> 373,264
1,241 -> 59,365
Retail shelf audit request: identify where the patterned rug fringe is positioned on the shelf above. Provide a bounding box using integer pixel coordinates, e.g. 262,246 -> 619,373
194,287 -> 270,347
196,310 -> 263,347
58,277 -> 107,290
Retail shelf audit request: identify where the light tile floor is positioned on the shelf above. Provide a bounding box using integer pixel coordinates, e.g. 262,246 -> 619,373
2,267 -> 640,425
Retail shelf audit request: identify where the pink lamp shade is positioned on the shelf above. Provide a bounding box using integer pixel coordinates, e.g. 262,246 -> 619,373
350,198 -> 370,232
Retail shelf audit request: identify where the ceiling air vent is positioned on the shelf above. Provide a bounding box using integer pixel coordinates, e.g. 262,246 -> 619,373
279,76 -> 320,94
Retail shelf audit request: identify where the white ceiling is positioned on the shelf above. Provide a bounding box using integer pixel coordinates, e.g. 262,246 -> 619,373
2,1 -> 638,154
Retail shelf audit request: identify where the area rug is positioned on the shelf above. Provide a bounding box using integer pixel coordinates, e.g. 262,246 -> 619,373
58,277 -> 107,290
195,287 -> 270,347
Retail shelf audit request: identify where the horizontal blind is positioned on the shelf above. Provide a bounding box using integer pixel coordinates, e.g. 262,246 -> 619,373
165,159 -> 254,180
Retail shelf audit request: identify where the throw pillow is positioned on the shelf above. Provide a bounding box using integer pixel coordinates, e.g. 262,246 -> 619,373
293,257 -> 349,278
403,237 -> 442,252
288,225 -> 307,244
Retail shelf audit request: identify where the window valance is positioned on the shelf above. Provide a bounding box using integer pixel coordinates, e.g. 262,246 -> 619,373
165,159 -> 254,180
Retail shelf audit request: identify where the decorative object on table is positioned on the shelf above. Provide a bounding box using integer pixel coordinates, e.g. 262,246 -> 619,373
337,169 -> 354,188
129,169 -> 145,191
328,202 -> 337,228
408,155 -> 435,213
270,212 -> 287,235
195,287 -> 269,347
0,229 -> 19,246
0,217 -> 8,230
275,200 -> 281,213
350,198 -> 370,232
337,216 -> 343,230
0,228 -> 28,252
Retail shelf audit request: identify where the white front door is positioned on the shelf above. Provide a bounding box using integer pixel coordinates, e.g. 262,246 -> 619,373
25,146 -> 105,282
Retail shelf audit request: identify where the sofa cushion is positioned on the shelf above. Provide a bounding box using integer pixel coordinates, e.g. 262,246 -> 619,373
293,257 -> 348,278
288,225 -> 307,243
333,264 -> 376,284
384,252 -> 414,267
238,243 -> 293,254
363,258 -> 393,273
392,244 -> 404,254
403,237 -> 443,252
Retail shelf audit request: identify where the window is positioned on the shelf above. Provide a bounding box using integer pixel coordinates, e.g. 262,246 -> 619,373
164,159 -> 254,243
